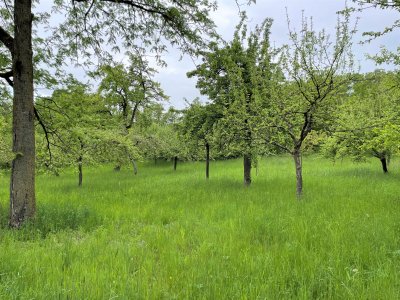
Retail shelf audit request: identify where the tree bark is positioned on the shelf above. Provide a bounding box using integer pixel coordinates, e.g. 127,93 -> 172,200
9,0 -> 35,228
380,157 -> 388,173
78,156 -> 83,187
243,154 -> 251,186
205,142 -> 210,179
173,156 -> 178,171
293,150 -> 303,198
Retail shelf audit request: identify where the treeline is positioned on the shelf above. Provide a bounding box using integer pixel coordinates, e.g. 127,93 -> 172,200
1,17 -> 400,197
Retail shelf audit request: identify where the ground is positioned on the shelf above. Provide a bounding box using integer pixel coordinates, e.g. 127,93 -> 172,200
0,156 -> 399,299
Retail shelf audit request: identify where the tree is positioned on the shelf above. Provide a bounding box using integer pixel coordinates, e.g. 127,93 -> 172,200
189,16 -> 274,186
322,70 -> 400,173
96,54 -> 168,172
180,99 -> 221,179
266,13 -> 355,197
96,54 -> 168,131
0,0 -> 218,227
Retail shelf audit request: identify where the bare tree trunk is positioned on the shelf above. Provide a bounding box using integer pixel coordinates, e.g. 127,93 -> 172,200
78,156 -> 83,187
173,156 -> 178,171
131,159 -> 138,175
9,0 -> 35,228
293,150 -> 303,198
380,157 -> 388,173
205,142 -> 210,179
243,154 -> 251,186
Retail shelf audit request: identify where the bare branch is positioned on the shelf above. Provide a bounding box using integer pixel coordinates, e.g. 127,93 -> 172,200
0,25 -> 14,54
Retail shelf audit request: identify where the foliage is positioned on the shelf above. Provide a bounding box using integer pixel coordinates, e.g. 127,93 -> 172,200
96,54 -> 168,130
35,77 -> 139,176
180,99 -> 221,160
188,16 -> 276,160
266,12 -> 356,154
322,70 -> 400,166
136,107 -> 187,162
51,0 -> 218,65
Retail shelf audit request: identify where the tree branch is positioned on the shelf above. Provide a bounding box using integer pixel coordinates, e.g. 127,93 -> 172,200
0,25 -> 14,54
0,70 -> 13,86
34,106 -> 53,165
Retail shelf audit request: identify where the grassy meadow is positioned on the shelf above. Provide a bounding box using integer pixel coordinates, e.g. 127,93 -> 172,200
0,156 -> 399,299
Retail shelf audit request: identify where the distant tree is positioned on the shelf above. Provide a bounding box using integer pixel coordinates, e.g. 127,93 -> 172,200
180,99 -> 221,178
96,54 -> 168,130
95,54 -> 168,172
35,78 -> 139,186
322,70 -> 400,173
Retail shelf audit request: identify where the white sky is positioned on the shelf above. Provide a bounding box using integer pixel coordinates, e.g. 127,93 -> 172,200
154,0 -> 400,108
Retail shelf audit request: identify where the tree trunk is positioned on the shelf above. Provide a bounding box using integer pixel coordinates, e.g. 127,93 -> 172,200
9,0 -> 35,228
114,165 -> 121,171
173,156 -> 178,171
78,156 -> 83,187
243,154 -> 251,186
205,142 -> 210,179
293,150 -> 303,198
131,159 -> 138,175
380,157 -> 388,173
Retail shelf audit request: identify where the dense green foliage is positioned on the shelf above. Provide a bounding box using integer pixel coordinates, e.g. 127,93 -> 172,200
0,157 -> 399,298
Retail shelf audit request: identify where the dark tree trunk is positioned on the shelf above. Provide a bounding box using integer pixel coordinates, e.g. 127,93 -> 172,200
131,159 -> 138,175
78,156 -> 83,187
205,142 -> 210,179
114,165 -> 121,171
380,157 -> 388,173
243,154 -> 251,186
173,156 -> 178,171
9,0 -> 35,228
293,150 -> 303,198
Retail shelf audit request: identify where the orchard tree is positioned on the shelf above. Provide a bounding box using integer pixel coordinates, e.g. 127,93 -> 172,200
0,0 -> 218,227
181,99 -> 221,179
96,54 -> 168,131
322,70 -> 400,173
189,16 -> 275,186
35,78 -> 139,186
266,13 -> 356,197
96,54 -> 168,172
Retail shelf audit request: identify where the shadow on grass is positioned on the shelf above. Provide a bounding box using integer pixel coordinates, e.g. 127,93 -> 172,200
0,202 -> 103,240
328,166 -> 400,181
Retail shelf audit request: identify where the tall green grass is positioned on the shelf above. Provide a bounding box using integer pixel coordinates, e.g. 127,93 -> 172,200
0,156 -> 399,299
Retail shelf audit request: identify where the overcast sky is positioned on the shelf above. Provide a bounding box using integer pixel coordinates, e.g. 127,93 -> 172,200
153,0 -> 400,108
32,1 -> 400,108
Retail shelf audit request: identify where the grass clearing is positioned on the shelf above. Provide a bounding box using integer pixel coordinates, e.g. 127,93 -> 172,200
0,156 -> 399,299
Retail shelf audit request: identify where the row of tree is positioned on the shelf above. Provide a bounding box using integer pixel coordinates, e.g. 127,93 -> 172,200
1,0 -> 399,227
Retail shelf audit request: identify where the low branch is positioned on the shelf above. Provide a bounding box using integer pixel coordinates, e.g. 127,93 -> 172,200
0,70 -> 13,86
0,25 -> 14,54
